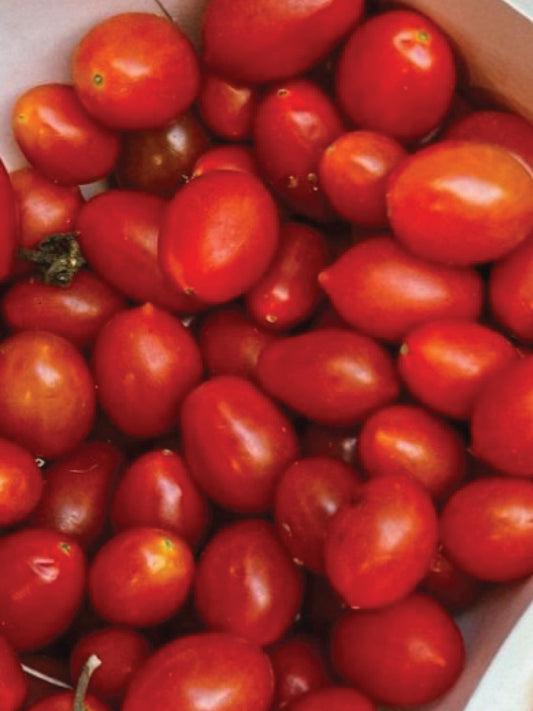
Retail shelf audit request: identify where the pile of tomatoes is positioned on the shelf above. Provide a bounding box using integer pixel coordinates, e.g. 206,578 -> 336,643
1,1 -> 533,710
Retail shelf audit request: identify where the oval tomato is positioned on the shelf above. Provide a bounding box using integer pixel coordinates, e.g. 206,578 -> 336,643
0,436 -> 43,527
0,158 -> 17,281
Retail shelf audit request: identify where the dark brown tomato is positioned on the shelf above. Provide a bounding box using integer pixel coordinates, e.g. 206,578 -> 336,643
92,303 -> 203,438
318,236 -> 484,342
0,633 -> 29,711
256,328 -> 400,427
0,437 -> 43,527
254,79 -> 345,221
191,144 -> 260,178
180,375 -> 299,514
198,73 -> 257,140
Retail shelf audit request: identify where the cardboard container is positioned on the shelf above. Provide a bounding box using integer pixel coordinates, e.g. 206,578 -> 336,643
0,1 -> 532,709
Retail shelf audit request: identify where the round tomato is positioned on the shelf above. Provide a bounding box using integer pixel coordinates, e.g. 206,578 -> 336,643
0,436 -> 43,527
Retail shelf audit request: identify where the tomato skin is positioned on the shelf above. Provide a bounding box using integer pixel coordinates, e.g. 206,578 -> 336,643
318,236 -> 484,342
92,303 -> 203,438
440,477 -> 533,582
0,159 -> 17,282
202,0 -> 364,84
336,10 -> 456,141
398,318 -> 518,419
192,145 -> 260,179
194,519 -> 303,646
331,593 -> 465,709
267,636 -> 330,709
198,73 -> 258,140
0,634 -> 29,711
286,686 -> 377,711
256,328 -> 400,427
387,141 -> 533,266
159,170 -> 280,304
420,545 -> 485,612
180,375 -> 299,514
24,691 -> 111,711
325,474 -> 438,609
0,528 -> 86,651
72,13 -> 200,130
0,437 -> 43,527
0,330 -> 95,460
12,84 -> 120,186
301,422 -> 358,468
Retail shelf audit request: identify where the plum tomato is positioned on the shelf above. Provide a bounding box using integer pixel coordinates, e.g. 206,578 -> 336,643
12,84 -> 120,186
0,436 -> 43,527
92,303 -> 203,438
0,158 -> 16,282
318,235 -> 484,342
331,593 -> 465,709
387,140 -> 533,266
198,73 -> 258,140
301,422 -> 358,468
319,130 -> 407,226
440,476 -> 533,582
202,0 -> 364,84
398,318 -> 518,419
180,375 -> 299,514
256,328 -> 400,427
24,691 -> 112,711
159,170 -> 279,304
0,528 -> 86,651
0,330 -> 95,460
420,544 -> 485,612
194,519 -> 303,646
335,9 -> 456,141
325,474 -> 438,609
285,686 -> 377,711
267,636 -> 330,709
0,634 -> 29,711
72,12 -> 200,130
191,144 -> 260,179
88,527 -> 194,627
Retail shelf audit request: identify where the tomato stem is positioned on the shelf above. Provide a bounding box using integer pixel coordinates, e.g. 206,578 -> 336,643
72,653 -> 102,711
18,232 -> 86,287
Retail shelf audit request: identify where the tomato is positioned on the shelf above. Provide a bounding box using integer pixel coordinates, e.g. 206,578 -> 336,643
331,593 -> 465,709
335,10 -> 456,141
181,375 -> 299,514
387,141 -> 533,265
440,477 -> 533,582
159,170 -> 280,303
0,528 -> 86,651
72,12 -> 200,130
198,73 -> 258,140
301,422 -> 358,467
0,158 -> 17,282
318,236 -> 484,342
420,544 -> 485,612
92,303 -> 203,438
194,519 -> 303,646
88,527 -> 194,627
191,145 -> 260,178
25,691 -> 111,711
0,634 -> 28,711
202,0 -> 364,83
19,654 -> 70,708
12,84 -> 120,186
286,686 -> 377,711
0,330 -> 95,460
0,437 -> 43,527
256,328 -> 400,427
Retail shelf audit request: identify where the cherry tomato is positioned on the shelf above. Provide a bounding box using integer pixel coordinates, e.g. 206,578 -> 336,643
0,158 -> 17,281
24,691 -> 111,711
198,73 -> 258,140
387,140 -> 533,265
0,528 -> 86,651
286,686 -> 377,711
0,633 -> 28,711
336,10 -> 456,141
420,544 -> 485,612
0,436 -> 43,527
72,12 -> 200,130
192,144 -> 260,178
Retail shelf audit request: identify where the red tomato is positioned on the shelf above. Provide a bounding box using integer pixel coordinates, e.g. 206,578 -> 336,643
92,303 -> 203,438
0,437 -> 43,527
440,477 -> 533,581
198,73 -> 258,140
19,654 -> 70,708
192,144 -> 260,179
194,519 -> 303,646
181,375 -> 299,514
72,13 -> 200,130
325,474 -> 438,609
0,158 -> 17,281
336,10 -> 456,141
301,422 -> 358,468
318,236 -> 484,342
202,0 -> 364,83
331,593 -> 465,708
0,330 -> 95,460
0,634 -> 29,711
0,528 -> 86,651
88,527 -> 194,627
24,691 -> 111,711
387,141 -> 533,265
286,686 -> 377,711
256,328 -> 400,427
12,84 -> 120,186
420,544 -> 485,612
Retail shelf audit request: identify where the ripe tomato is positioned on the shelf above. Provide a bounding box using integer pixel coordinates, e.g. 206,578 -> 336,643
0,436 -> 43,527
198,73 -> 258,141
0,158 -> 16,282
267,636 -> 330,709
24,691 -> 111,711
286,686 -> 377,711
420,545 -> 485,612
191,144 -> 260,178
0,634 -> 28,711
301,422 -> 358,467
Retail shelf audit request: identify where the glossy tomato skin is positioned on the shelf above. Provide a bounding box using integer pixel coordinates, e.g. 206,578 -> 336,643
357,404 -> 467,501
88,527 -> 194,627
0,633 -> 28,711
0,330 -> 95,460
0,528 -> 86,651
92,303 -> 203,438
0,437 -> 43,527
198,73 -> 258,140
301,422 -> 358,468
253,79 -> 344,221
336,10 -> 456,141
318,236 -> 484,342
202,0 -> 364,84
325,474 -> 438,609
24,691 -> 111,711
286,686 -> 377,711
420,544 -> 485,612
192,144 -> 260,179
440,477 -> 533,582
387,141 -> 533,265
0,158 -> 17,282
72,12 -> 200,130
194,519 -> 303,646
398,318 -> 518,419
160,170 -> 280,303
76,189 -> 203,314
331,593 -> 465,709
12,84 -> 120,186
180,375 -> 299,513
256,328 -> 400,427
